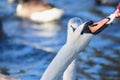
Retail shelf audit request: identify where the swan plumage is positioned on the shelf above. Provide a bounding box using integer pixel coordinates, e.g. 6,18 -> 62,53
40,17 -> 94,80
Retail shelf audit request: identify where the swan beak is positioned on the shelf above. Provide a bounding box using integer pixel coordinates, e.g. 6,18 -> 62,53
88,18 -> 110,34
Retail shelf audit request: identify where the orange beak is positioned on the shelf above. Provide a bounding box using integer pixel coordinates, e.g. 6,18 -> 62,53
88,18 -> 110,33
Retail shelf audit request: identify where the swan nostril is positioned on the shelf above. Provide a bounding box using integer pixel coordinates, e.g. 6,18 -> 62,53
91,24 -> 98,27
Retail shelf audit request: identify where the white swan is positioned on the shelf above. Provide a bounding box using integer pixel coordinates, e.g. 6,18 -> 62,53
63,17 -> 83,80
40,11 -> 117,80
62,13 -> 115,80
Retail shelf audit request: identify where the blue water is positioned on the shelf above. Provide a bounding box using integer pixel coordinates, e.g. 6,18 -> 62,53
0,0 -> 120,80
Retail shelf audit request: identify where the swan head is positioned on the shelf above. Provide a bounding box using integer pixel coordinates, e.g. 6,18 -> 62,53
68,17 -> 109,36
67,17 -> 108,46
67,17 -> 92,41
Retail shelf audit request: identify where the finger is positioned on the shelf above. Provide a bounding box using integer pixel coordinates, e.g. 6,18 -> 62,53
117,3 -> 120,11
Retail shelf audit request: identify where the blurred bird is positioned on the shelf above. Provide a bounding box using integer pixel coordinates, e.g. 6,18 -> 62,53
9,0 -> 64,22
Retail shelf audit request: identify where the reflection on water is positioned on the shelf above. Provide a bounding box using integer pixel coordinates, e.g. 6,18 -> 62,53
0,0 -> 120,80
4,19 -> 66,52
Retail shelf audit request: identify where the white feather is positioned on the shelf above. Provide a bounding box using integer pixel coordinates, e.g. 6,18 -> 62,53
40,17 -> 93,80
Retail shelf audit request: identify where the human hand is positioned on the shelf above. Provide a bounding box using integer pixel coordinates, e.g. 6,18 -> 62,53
115,3 -> 120,18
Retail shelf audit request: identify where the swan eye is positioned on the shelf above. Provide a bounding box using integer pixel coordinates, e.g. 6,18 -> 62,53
70,25 -> 76,32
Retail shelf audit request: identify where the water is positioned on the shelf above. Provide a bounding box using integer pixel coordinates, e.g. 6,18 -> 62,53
0,0 -> 120,80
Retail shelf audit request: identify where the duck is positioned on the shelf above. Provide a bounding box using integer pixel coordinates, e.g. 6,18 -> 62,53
10,0 -> 64,22
40,3 -> 120,80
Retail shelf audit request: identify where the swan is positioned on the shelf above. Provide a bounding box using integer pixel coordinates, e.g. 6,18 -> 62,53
40,3 -> 120,80
15,0 -> 64,22
63,17 -> 83,80
1,2 -> 119,80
